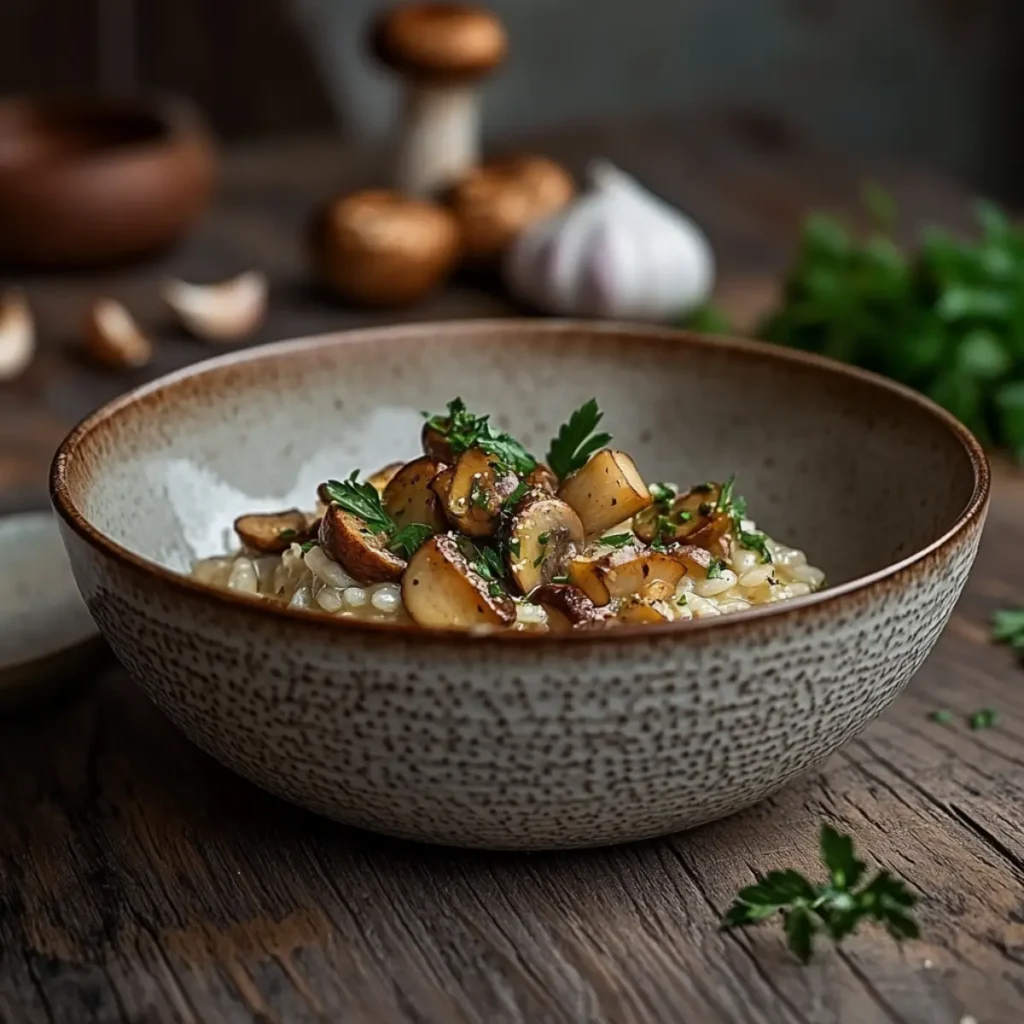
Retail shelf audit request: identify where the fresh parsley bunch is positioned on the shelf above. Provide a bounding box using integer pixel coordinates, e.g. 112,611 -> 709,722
760,196 -> 1024,458
722,824 -> 919,963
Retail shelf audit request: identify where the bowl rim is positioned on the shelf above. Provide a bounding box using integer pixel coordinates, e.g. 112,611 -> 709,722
50,319 -> 991,645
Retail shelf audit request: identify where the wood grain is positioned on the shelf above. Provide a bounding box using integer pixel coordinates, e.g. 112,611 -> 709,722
0,111 -> 1022,1023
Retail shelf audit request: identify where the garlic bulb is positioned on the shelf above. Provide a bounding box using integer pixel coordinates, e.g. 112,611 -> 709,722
504,160 -> 714,322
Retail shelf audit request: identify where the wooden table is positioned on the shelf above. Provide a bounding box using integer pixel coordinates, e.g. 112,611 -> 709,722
1,110 -> 1022,1024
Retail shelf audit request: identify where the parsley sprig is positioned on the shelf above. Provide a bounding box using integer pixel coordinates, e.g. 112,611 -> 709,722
722,824 -> 919,963
321,472 -> 433,560
426,398 -> 536,475
547,399 -> 612,480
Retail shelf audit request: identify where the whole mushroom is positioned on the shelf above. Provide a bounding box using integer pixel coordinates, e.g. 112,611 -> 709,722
448,155 -> 575,265
310,189 -> 461,306
372,3 -> 507,198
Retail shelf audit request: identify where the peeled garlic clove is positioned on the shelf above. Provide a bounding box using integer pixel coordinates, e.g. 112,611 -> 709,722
503,159 -> 714,323
83,299 -> 153,369
0,291 -> 35,381
162,271 -> 268,341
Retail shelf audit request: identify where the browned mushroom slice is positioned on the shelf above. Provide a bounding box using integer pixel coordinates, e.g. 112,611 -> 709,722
611,597 -> 674,625
443,446 -> 519,537
421,420 -> 455,463
366,461 -> 405,493
318,505 -> 406,583
507,495 -> 584,594
634,482 -> 730,549
383,456 -> 449,531
430,465 -> 455,506
568,545 -> 685,607
558,450 -> 651,537
402,534 -> 515,629
529,584 -> 597,631
525,463 -> 559,495
233,509 -> 312,554
669,543 -> 715,580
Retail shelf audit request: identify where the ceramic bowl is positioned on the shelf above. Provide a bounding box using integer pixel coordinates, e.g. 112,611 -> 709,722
50,321 -> 989,849
0,95 -> 216,268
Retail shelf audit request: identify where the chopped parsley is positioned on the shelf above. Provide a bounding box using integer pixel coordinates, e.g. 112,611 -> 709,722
501,479 -> 530,511
299,539 -> 317,554
389,523 -> 435,560
552,574 -> 570,584
677,594 -> 688,606
470,478 -> 491,508
426,398 -> 536,475
929,709 -> 954,725
601,533 -> 634,549
547,399 -> 613,480
508,538 -> 521,558
279,528 -> 298,541
710,473 -> 773,565
722,824 -> 919,963
969,708 -> 998,730
649,481 -> 677,507
706,558 -> 725,579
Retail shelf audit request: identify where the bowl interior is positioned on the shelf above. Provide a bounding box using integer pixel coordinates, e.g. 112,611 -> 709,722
0,98 -> 171,171
58,322 -> 980,591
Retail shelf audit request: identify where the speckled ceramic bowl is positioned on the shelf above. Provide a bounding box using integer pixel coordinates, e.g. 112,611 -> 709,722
50,321 -> 989,849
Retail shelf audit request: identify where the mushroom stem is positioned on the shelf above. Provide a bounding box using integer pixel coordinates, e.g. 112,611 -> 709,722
397,84 -> 479,198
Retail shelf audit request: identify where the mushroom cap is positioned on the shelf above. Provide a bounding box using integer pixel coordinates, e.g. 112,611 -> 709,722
372,3 -> 508,83
449,155 -> 575,263
310,189 -> 461,306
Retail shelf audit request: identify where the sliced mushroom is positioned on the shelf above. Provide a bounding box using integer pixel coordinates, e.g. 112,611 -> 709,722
634,482 -> 730,550
430,465 -> 455,507
367,461 -> 406,494
443,446 -> 519,537
525,463 -> 559,495
233,508 -> 312,554
82,299 -> 153,369
421,420 -> 454,462
529,584 -> 597,631
0,290 -> 34,382
383,456 -> 449,530
162,271 -> 268,341
318,505 -> 406,584
507,495 -> 584,594
669,543 -> 715,580
568,545 -> 685,607
611,597 -> 674,625
403,534 -> 515,629
558,450 -> 651,537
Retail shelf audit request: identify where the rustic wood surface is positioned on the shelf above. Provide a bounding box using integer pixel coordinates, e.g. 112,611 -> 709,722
1,110 -> 1022,1024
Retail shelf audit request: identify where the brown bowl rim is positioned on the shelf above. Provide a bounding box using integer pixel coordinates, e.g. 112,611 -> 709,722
0,92 -> 211,173
49,319 -> 991,646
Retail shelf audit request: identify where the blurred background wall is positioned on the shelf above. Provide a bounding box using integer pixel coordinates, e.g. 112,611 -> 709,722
2,0 -> 1022,198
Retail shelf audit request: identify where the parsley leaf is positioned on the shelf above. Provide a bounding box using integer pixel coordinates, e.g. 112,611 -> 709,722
722,824 -> 919,963
992,607 -> 1024,658
649,481 -> 677,507
389,523 -> 434,560
546,399 -> 613,480
601,533 -> 634,549
706,558 -> 725,579
322,472 -> 394,534
299,539 -> 317,554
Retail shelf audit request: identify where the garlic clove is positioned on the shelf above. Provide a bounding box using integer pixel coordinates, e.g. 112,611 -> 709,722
162,271 -> 268,341
83,299 -> 153,369
0,290 -> 35,382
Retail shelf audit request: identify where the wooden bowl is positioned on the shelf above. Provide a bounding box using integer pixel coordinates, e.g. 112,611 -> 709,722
0,95 -> 217,269
50,321 -> 989,849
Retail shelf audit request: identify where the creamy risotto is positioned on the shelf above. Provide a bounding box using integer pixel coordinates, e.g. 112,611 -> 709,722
191,398 -> 825,631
